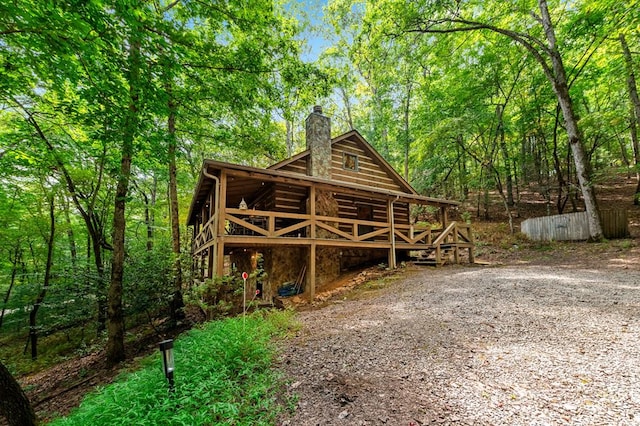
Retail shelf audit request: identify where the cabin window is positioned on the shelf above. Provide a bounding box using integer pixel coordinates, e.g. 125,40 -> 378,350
343,152 -> 359,171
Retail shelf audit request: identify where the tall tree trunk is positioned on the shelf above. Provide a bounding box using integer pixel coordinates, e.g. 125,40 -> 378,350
495,104 -> 514,206
340,86 -> 354,130
495,111 -> 514,228
550,105 -> 568,214
0,244 -> 21,328
285,119 -> 294,157
139,178 -> 156,252
513,157 -> 521,218
538,0 -> 602,240
403,80 -> 412,181
630,108 -> 640,203
29,196 -> 55,360
0,361 -> 37,426
455,137 -> 469,199
493,165 -> 514,234
63,198 -> 77,268
167,86 -> 185,322
107,35 -> 141,366
620,33 -> 640,205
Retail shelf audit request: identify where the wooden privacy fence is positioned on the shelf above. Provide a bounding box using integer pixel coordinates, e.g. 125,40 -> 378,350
521,210 -> 629,241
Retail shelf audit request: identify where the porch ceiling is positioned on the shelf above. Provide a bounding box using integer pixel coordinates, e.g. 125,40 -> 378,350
187,159 -> 459,225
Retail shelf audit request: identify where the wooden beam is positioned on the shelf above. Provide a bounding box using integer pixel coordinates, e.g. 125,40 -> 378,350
388,199 -> 396,269
441,206 -> 448,228
221,236 -> 392,249
309,243 -> 316,301
215,171 -> 227,277
208,245 -> 214,278
310,186 -> 316,239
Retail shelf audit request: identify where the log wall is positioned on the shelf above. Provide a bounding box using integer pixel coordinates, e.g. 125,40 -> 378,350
330,138 -> 404,192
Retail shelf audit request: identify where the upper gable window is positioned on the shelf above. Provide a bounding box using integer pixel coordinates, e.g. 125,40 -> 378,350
343,152 -> 359,171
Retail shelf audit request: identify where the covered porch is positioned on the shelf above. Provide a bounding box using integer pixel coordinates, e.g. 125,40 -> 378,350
188,160 -> 474,301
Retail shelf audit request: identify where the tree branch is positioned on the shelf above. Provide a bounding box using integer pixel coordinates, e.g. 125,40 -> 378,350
9,96 -> 90,220
403,17 -> 556,83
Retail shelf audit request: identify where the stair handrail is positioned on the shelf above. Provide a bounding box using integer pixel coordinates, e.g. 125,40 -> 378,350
432,221 -> 458,247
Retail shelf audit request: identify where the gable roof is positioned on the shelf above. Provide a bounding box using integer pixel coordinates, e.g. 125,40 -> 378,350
268,130 -> 417,196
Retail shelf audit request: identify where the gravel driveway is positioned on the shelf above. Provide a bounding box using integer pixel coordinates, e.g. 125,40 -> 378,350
278,264 -> 640,425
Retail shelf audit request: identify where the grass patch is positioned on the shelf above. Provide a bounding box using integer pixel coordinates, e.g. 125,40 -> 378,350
50,310 -> 296,426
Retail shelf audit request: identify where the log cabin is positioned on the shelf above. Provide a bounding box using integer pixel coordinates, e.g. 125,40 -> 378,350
187,106 -> 474,302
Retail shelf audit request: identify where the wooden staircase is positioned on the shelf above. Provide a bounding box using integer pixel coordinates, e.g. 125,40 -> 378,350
412,222 -> 475,267
414,244 -> 455,266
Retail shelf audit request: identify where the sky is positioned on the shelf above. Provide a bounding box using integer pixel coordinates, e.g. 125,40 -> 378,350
290,0 -> 332,62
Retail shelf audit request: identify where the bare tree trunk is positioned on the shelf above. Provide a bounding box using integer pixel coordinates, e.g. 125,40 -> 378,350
107,35 -> 141,366
498,128 -> 514,207
0,361 -> 37,426
620,33 -> 640,205
403,80 -> 413,181
167,87 -> 185,322
141,189 -> 154,251
631,110 -> 640,202
494,168 -> 514,234
29,196 -> 55,360
0,244 -> 21,328
538,0 -> 602,240
285,119 -> 294,157
550,105 -> 568,214
63,198 -> 77,268
457,143 -> 469,199
340,86 -> 354,130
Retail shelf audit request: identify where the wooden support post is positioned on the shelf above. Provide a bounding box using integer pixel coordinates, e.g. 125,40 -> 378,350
309,243 -> 316,301
453,223 -> 460,264
209,191 -> 214,220
440,206 -> 448,228
215,171 -> 227,278
309,186 -> 316,238
388,199 -> 396,269
208,246 -> 214,278
308,186 -> 316,302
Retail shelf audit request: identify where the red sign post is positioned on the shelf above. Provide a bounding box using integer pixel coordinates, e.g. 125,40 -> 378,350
242,272 -> 248,327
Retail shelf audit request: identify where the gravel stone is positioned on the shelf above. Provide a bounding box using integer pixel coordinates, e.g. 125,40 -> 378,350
277,265 -> 640,425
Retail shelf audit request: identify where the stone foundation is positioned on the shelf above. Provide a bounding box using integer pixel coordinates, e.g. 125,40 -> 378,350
340,248 -> 389,270
263,247 -> 306,300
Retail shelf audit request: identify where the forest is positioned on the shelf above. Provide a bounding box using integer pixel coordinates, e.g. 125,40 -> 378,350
1,0 -> 639,420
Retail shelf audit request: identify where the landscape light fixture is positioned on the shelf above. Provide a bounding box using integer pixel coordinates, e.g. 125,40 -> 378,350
159,339 -> 175,392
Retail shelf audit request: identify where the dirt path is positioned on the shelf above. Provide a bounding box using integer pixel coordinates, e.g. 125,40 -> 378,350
278,263 -> 640,425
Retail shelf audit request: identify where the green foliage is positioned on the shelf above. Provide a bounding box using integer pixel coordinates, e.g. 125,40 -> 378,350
123,239 -> 175,319
323,0 -> 640,215
50,310 -> 296,425
186,275 -> 245,320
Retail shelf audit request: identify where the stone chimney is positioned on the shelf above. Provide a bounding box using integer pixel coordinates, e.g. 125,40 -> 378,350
306,105 -> 331,179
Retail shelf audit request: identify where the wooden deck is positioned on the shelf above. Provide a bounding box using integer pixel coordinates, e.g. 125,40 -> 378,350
193,207 -> 474,263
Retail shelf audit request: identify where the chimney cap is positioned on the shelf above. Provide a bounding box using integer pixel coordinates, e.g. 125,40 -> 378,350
312,105 -> 323,114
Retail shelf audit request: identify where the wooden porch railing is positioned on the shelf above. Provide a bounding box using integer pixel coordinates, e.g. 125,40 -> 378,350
430,221 -> 475,265
192,208 -> 474,264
